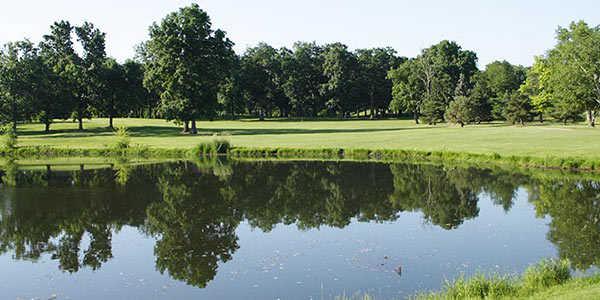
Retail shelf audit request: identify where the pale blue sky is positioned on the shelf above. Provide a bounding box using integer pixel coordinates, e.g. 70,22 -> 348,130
1,0 -> 598,66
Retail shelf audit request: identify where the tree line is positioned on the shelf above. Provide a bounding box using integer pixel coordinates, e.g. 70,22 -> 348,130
1,4 -> 599,133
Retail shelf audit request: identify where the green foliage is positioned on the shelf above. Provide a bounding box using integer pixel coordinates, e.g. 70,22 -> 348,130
1,125 -> 17,150
504,92 -> 534,125
418,259 -> 572,299
113,125 -> 130,150
445,96 -> 473,126
142,4 -> 235,131
521,259 -> 572,293
194,139 -> 231,157
240,43 -> 288,119
280,42 -> 325,117
538,21 -> 600,127
389,40 -> 478,124
321,43 -> 361,117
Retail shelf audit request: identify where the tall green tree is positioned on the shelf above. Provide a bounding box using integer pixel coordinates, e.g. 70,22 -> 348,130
389,41 -> 477,124
321,43 -> 360,117
388,59 -> 424,123
540,21 -> 600,127
281,42 -> 325,117
143,4 -> 235,133
480,60 -> 526,120
123,60 -> 157,118
218,56 -> 246,119
504,91 -> 533,125
74,22 -> 107,130
356,48 -> 402,118
240,43 -> 288,119
519,57 -> 552,123
0,41 -> 54,131
97,59 -> 127,129
39,20 -> 80,132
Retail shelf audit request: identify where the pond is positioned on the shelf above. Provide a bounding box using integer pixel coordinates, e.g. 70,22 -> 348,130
0,159 -> 598,299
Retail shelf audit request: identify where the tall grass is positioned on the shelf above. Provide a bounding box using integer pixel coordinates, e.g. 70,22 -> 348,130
193,138 -> 231,157
416,259 -> 572,299
113,125 -> 131,151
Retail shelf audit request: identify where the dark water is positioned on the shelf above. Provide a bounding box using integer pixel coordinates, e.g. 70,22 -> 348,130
0,159 -> 598,299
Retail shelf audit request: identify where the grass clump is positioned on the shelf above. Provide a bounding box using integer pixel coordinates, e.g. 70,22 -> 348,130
193,139 -> 231,157
113,125 -> 131,151
416,259 -> 573,299
521,258 -> 571,293
436,274 -> 517,299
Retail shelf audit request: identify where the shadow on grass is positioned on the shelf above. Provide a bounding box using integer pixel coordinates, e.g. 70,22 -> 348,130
19,124 -> 433,139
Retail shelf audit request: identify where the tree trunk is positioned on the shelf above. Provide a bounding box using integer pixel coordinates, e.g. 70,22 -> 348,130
413,110 -> 420,125
190,120 -> 198,134
183,121 -> 190,133
78,116 -> 83,131
370,92 -> 375,120
587,110 -> 596,127
109,115 -> 114,129
12,101 -> 17,132
45,122 -> 50,133
539,113 -> 544,123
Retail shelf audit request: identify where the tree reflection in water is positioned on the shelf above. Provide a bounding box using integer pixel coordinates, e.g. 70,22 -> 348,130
0,159 -> 598,288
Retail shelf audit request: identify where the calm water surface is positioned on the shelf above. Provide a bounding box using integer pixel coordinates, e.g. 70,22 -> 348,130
0,159 -> 598,299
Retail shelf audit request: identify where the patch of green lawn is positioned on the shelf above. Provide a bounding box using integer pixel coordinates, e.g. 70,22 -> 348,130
15,118 -> 600,159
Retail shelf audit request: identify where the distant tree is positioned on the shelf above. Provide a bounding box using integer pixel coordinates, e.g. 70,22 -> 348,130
281,42 -> 325,117
74,22 -> 107,130
218,56 -> 245,118
97,58 -> 127,129
143,4 -> 235,133
0,41 -> 55,131
480,60 -> 527,120
388,59 -> 424,123
321,43 -> 361,117
519,57 -> 552,123
390,40 -> 477,125
468,73 -> 493,123
123,60 -> 157,118
504,91 -> 533,125
240,43 -> 288,119
39,20 -> 80,131
540,21 -> 600,127
445,96 -> 473,127
356,47 -> 402,118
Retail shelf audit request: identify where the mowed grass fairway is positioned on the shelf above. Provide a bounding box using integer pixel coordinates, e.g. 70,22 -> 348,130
15,118 -> 600,159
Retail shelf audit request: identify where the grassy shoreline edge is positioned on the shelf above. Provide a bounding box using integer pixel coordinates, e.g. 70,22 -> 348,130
412,259 -> 600,300
4,144 -> 600,172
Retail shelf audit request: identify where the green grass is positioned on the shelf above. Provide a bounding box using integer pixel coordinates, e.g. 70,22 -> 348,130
415,259 -> 600,300
11,118 -> 600,168
15,118 -> 600,156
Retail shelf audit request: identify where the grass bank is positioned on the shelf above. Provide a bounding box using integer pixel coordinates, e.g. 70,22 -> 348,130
7,118 -> 600,170
412,259 -> 600,300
